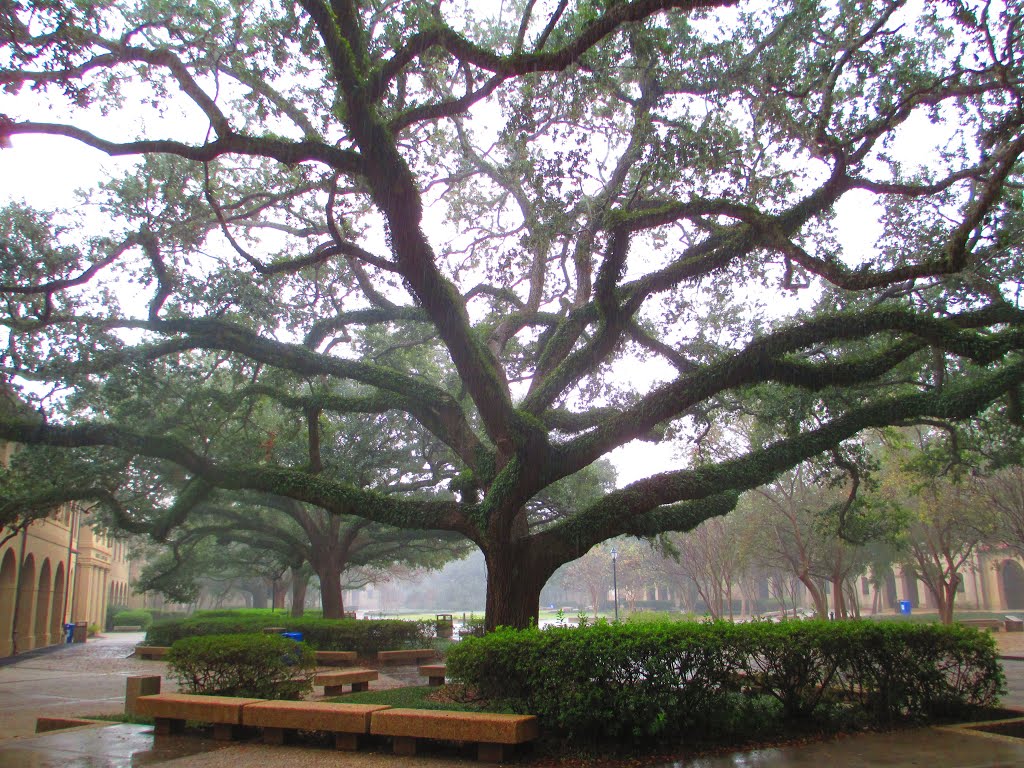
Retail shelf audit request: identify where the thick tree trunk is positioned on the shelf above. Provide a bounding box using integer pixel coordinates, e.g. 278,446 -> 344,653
319,566 -> 345,619
290,571 -> 308,618
273,579 -> 287,610
939,574 -> 959,625
798,573 -> 828,618
831,576 -> 845,619
249,585 -> 269,609
484,548 -> 548,631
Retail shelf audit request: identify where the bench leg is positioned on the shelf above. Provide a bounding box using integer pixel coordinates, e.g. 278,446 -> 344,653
427,675 -> 445,686
478,743 -> 507,762
212,723 -> 237,741
351,681 -> 370,693
393,736 -> 417,756
334,732 -> 359,751
324,684 -> 344,696
154,717 -> 185,736
262,727 -> 287,745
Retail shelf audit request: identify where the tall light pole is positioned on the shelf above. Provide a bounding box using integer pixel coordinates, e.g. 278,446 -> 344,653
611,547 -> 618,622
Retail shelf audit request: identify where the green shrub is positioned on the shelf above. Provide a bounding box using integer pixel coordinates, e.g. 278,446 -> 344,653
831,622 -> 1005,723
146,611 -> 430,656
446,619 -> 1005,745
166,634 -> 315,700
112,609 -> 153,630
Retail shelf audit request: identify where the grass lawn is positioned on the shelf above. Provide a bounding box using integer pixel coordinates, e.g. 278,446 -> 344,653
330,685 -> 516,713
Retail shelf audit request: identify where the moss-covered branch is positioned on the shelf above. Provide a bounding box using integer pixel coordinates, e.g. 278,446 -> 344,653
537,356 -> 1024,554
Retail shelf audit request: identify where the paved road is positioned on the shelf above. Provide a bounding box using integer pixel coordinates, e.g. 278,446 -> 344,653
0,631 -> 171,740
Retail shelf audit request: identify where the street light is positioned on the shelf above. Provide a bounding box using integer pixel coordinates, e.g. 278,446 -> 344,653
611,547 -> 618,622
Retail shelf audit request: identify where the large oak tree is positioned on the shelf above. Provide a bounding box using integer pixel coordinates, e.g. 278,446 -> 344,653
1,0 -> 1023,628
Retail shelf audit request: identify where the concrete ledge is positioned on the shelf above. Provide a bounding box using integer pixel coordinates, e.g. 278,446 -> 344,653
419,664 -> 447,686
125,675 -> 161,715
134,645 -> 170,660
370,708 -> 538,762
243,700 -> 391,749
315,650 -> 357,666
35,717 -> 107,733
315,668 -> 378,695
135,692 -> 264,739
377,649 -> 436,664
961,619 -> 1004,631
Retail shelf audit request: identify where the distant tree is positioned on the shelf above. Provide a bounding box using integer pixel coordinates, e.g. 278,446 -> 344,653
975,466 -> 1024,560
562,543 -> 614,617
138,494 -> 466,618
663,517 -> 743,620
876,430 -> 1000,624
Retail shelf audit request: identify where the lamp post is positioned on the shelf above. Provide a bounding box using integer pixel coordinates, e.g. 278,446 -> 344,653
611,547 -> 619,622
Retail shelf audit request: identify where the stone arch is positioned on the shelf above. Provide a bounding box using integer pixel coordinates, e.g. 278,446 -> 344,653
35,559 -> 52,647
0,549 -> 17,656
1000,559 -> 1024,610
902,569 -> 921,608
15,554 -> 36,651
50,562 -> 66,643
883,569 -> 898,610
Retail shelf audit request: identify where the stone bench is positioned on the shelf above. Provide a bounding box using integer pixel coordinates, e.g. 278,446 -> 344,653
419,664 -> 446,686
315,650 -> 357,666
242,700 -> 391,750
315,668 -> 378,695
134,645 -> 170,660
370,708 -> 539,762
113,625 -> 143,631
377,648 -> 436,664
134,692 -> 263,741
960,619 -> 1003,631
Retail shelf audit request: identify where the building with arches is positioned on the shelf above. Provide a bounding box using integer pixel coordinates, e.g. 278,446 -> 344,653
1,438 -> 142,659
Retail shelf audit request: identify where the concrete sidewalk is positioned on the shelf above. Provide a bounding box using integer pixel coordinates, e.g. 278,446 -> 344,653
3,632 -> 1024,767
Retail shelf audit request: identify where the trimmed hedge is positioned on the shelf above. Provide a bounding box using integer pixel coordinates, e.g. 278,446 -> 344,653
446,619 -> 1005,744
146,611 -> 431,656
111,609 -> 153,629
167,633 -> 315,700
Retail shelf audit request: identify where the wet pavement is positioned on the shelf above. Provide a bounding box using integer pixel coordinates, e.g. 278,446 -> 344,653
2,632 -> 1024,766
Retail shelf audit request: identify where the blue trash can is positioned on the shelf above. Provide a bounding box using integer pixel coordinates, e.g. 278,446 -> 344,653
898,600 -> 912,615
279,632 -> 304,666
64,623 -> 75,643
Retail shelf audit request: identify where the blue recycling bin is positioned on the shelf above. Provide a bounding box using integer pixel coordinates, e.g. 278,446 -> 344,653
64,623 -> 75,643
279,631 -> 304,666
898,600 -> 912,615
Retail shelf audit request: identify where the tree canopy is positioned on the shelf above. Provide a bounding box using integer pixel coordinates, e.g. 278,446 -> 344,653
1,0 -> 1023,628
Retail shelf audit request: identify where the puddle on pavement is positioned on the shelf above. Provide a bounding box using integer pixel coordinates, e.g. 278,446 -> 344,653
0,723 -> 234,767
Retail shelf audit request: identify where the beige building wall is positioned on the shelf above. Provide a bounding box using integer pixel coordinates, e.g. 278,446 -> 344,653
1,437 -> 148,659
853,550 -> 1024,616
71,526 -> 112,629
0,503 -> 81,656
